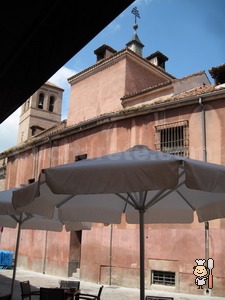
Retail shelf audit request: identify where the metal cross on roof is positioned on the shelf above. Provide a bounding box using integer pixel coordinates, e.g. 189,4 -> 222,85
131,6 -> 140,24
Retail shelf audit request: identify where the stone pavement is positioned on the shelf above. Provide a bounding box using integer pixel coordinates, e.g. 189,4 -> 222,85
0,269 -> 224,300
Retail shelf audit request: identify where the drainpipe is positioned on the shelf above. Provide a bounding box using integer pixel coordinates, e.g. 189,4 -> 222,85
199,97 -> 207,162
199,97 -> 209,293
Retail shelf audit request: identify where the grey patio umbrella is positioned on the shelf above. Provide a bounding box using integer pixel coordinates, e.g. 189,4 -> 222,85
0,187 -> 91,299
12,145 -> 225,300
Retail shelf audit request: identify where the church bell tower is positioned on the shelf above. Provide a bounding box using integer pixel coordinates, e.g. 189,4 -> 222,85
17,81 -> 64,144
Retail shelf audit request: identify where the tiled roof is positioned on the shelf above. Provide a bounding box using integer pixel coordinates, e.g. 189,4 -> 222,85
121,80 -> 172,100
121,71 -> 207,100
68,47 -> 176,83
33,120 -> 67,139
158,84 -> 217,103
2,83 -> 225,157
45,81 -> 64,91
120,83 -> 225,111
173,71 -> 206,82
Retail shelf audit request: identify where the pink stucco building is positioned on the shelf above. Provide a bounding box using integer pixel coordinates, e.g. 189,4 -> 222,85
1,20 -> 225,297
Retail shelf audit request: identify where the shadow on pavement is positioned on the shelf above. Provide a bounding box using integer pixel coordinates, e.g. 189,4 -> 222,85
0,272 -> 39,300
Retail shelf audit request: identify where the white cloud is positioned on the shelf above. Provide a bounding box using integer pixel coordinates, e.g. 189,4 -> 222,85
108,23 -> 121,32
48,66 -> 77,119
0,108 -> 20,153
48,66 -> 76,89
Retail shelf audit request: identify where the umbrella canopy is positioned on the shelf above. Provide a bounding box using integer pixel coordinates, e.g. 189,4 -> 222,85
12,145 -> 225,300
0,187 -> 92,231
0,187 -> 91,299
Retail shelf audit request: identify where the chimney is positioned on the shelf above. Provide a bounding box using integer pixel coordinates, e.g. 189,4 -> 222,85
146,51 -> 168,70
94,44 -> 117,62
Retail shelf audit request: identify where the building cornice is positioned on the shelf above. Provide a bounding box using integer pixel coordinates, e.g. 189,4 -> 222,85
68,48 -> 175,86
1,85 -> 225,159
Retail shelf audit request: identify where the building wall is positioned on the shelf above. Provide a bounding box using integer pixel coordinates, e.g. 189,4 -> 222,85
67,52 -> 172,126
1,41 -> 225,296
2,95 -> 225,296
124,55 -> 171,93
1,227 -> 71,277
67,59 -> 127,125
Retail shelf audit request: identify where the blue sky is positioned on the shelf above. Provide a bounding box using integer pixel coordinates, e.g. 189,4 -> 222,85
0,0 -> 224,153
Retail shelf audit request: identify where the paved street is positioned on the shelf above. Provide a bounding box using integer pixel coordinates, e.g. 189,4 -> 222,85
0,269 -> 224,300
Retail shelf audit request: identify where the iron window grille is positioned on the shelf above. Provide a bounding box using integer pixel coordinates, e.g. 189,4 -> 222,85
151,270 -> 175,286
155,120 -> 189,157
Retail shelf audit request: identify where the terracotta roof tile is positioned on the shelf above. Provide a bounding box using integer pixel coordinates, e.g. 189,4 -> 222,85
158,84 -> 216,103
45,81 -> 64,91
121,80 -> 172,100
172,71 -> 206,82
68,47 -> 176,83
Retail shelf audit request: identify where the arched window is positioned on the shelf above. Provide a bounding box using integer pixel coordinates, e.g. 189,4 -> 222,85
49,96 -> 55,112
31,126 -> 36,136
38,93 -> 44,109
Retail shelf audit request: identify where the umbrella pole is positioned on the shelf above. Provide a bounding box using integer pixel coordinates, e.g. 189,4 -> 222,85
10,216 -> 22,299
205,221 -> 209,261
109,224 -> 113,286
139,209 -> 145,300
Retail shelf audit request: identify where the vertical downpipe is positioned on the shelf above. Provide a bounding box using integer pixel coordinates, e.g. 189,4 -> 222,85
199,97 -> 207,162
199,97 -> 209,292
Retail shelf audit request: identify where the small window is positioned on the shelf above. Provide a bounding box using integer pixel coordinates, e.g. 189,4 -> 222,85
155,120 -> 189,157
49,96 -> 55,112
151,270 -> 175,286
75,154 -> 87,162
31,126 -> 36,136
38,92 -> 44,109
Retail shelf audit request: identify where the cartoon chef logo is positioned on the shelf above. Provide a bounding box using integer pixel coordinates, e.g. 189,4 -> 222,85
193,259 -> 208,289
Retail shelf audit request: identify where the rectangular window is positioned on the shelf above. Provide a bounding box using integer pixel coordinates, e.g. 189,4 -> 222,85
31,127 -> 36,136
151,270 -> 175,286
75,154 -> 87,162
155,120 -> 189,157
28,178 -> 35,184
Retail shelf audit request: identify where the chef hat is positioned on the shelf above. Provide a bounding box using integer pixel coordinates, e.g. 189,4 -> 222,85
195,259 -> 206,266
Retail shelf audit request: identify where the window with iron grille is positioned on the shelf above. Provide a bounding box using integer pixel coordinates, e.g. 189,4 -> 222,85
155,120 -> 189,157
152,270 -> 175,286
